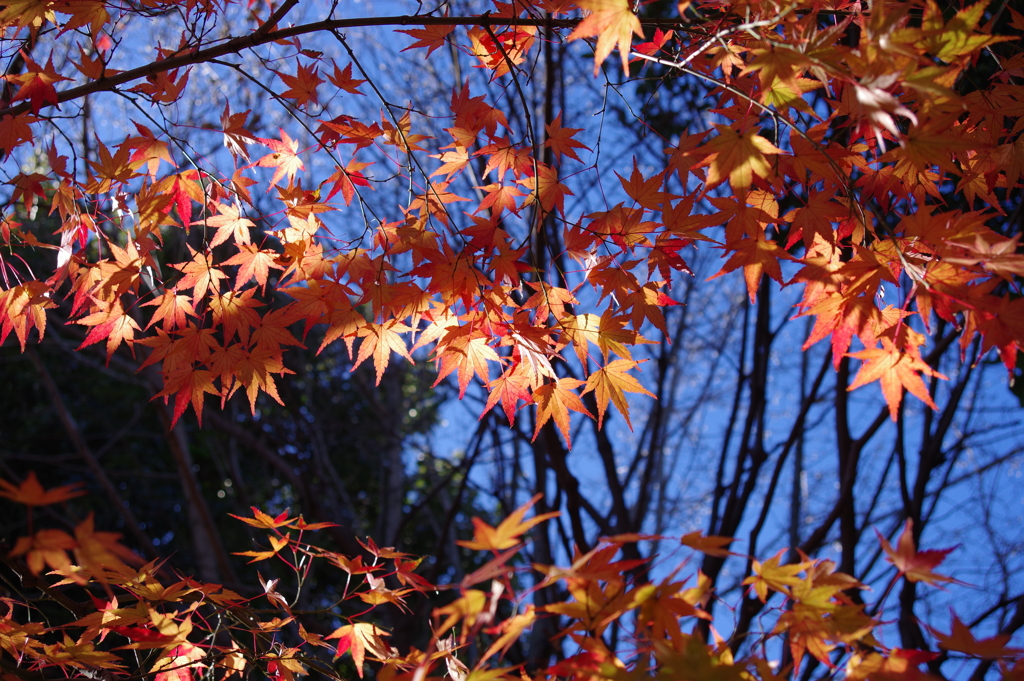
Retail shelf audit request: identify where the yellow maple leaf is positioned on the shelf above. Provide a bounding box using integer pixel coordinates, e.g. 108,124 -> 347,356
568,0 -> 643,76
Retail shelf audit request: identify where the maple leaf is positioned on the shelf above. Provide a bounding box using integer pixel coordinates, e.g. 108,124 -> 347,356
209,290 -> 262,345
73,513 -> 141,579
353,321 -> 415,385
430,148 -> 470,180
582,358 -> 655,428
618,160 -> 670,211
0,471 -> 85,506
848,75 -> 918,151
127,123 -> 172,177
532,377 -> 593,447
143,290 -> 197,332
233,346 -> 291,411
277,60 -> 322,109
518,162 -> 572,214
408,180 -> 469,226
679,531 -> 738,558
172,247 -> 228,302
697,125 -> 784,191
743,549 -> 813,603
561,311 -> 632,365
157,364 -> 219,427
234,534 -> 290,563
229,507 -> 297,530
326,623 -> 392,678
457,494 -> 559,551
476,182 -> 525,216
256,130 -> 305,188
848,341 -> 948,420
0,113 -> 35,156
4,56 -> 70,114
328,62 -> 366,95
152,643 -> 205,681
132,67 -> 190,105
321,158 -> 372,205
223,245 -> 282,289
877,519 -> 959,586
11,529 -> 77,577
568,0 -> 643,76
398,24 -> 455,57
710,231 -> 792,303
433,332 -> 501,398
633,27 -> 673,56
76,300 -> 140,362
87,138 -> 138,193
221,104 -> 255,162
382,111 -> 431,153
928,615 -> 1021,659
478,137 -> 532,180
784,193 -> 848,249
484,363 -> 535,426
544,112 -> 588,163
203,202 -> 254,248
250,306 -> 304,355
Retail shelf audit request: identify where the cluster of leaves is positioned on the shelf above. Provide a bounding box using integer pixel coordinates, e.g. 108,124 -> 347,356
0,0 -> 1021,439
2,472 -> 1020,681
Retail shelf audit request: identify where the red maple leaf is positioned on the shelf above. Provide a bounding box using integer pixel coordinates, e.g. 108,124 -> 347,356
876,519 -> 960,586
5,56 -> 70,113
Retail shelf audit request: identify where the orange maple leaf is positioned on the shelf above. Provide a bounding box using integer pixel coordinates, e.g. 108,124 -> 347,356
353,321 -> 415,385
710,231 -> 792,303
518,162 -> 573,214
229,507 -> 297,530
203,202 -> 254,248
0,471 -> 85,506
11,529 -> 77,576
618,160 -> 671,211
222,245 -> 283,289
680,531 -> 738,558
484,363 -> 535,426
321,158 -> 372,205
172,246 -> 228,302
433,332 -> 501,398
221,104 -> 256,162
157,364 -> 219,427
256,130 -> 305,188
457,493 -> 560,552
568,0 -> 643,76
326,623 -> 392,678
544,112 -> 588,163
582,358 -> 654,429
928,615 -> 1022,659
143,290 -> 197,332
234,534 -> 290,563
76,300 -> 140,361
848,341 -> 947,420
877,519 -> 959,586
697,125 -> 784,191
532,377 -> 593,447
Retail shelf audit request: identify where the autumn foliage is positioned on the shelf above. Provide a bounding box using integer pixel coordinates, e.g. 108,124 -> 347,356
2,473 -> 1020,681
1,0 -> 1024,676
1,0 -> 1022,435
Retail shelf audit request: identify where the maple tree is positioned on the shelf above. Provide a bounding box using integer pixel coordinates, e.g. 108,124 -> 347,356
1,0 -> 1021,432
2,0 -> 1024,677
2,474 -> 1021,681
